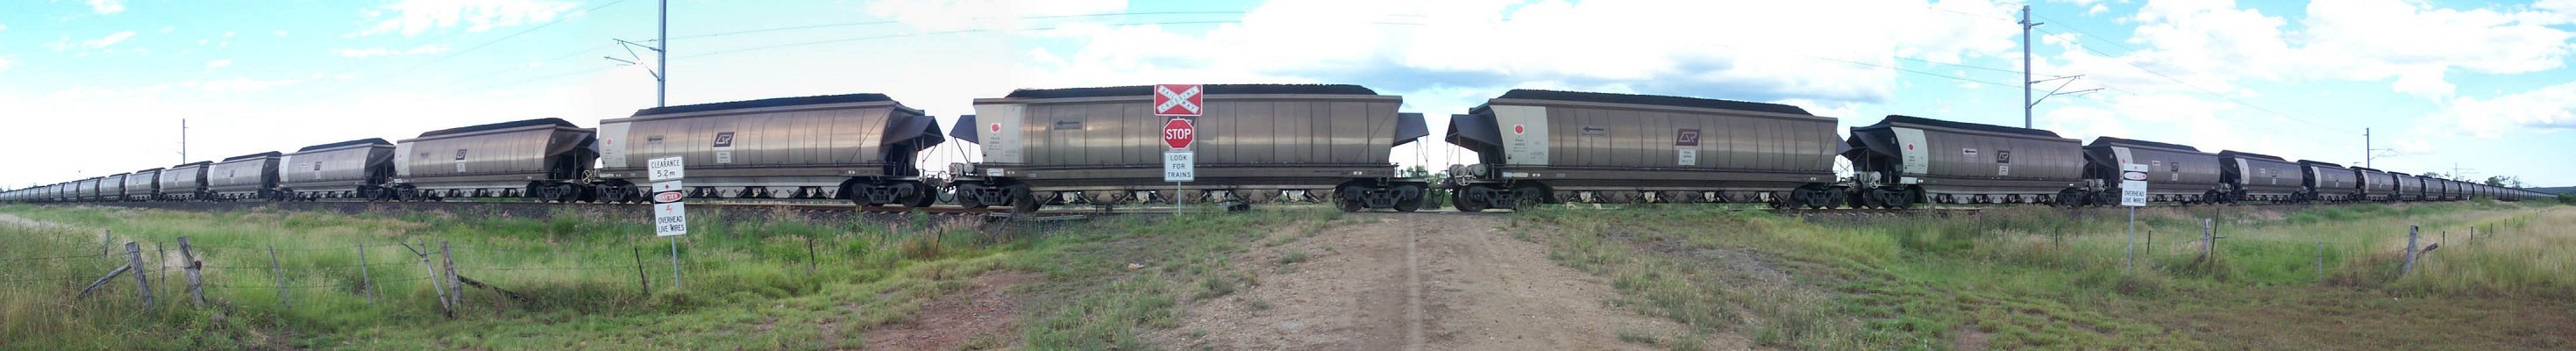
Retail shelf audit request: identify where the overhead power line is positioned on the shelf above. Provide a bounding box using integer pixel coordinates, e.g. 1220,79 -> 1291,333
407,0 -> 637,71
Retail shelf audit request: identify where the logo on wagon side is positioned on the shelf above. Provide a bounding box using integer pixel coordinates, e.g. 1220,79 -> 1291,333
1675,129 -> 1700,147
713,132 -> 735,147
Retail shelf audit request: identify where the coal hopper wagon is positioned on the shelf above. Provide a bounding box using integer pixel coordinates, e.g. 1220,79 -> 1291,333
1442,90 -> 1842,211
2218,151 -> 2305,203
950,84 -> 1429,212
388,118 -> 598,202
593,94 -> 948,207
207,153 -> 282,201
1844,115 -> 2085,208
2080,137 -> 2223,205
280,139 -> 398,200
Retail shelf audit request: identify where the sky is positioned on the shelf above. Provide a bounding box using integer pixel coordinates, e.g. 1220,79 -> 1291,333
3,0 -> 2572,190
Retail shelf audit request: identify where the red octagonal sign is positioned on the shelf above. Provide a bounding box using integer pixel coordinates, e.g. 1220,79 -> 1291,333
1163,118 -> 1196,149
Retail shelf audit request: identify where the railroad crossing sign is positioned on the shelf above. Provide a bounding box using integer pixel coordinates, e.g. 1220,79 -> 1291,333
1154,84 -> 1203,116
649,156 -> 687,237
2120,163 -> 2149,207
1163,118 -> 1196,149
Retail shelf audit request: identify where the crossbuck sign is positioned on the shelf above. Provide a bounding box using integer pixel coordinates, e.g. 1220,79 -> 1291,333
1154,84 -> 1203,116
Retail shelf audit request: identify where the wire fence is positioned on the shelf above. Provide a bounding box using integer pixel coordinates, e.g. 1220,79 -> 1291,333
0,226 -> 920,318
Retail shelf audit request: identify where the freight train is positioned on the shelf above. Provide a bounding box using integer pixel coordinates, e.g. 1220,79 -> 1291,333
0,87 -> 2556,210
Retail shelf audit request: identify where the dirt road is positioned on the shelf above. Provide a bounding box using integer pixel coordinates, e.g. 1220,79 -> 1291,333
1160,212 -> 1688,350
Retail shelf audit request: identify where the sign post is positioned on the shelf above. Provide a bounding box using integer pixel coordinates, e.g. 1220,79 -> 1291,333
648,156 -> 687,290
2120,163 -> 2148,272
1162,118 -> 1197,215
1156,85 -> 1200,215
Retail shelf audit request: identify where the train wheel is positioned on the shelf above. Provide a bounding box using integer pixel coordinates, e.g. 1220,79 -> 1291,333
1008,187 -> 1040,214
1391,184 -> 1425,212
1453,189 -> 1486,212
957,190 -> 986,209
1511,185 -> 1546,210
906,183 -> 937,208
2055,189 -> 2086,207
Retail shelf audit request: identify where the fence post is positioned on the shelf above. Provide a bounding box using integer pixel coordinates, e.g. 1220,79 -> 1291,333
269,245 -> 289,310
441,242 -> 460,312
412,240 -> 453,318
805,233 -> 818,275
633,245 -> 650,295
103,229 -> 112,256
2316,242 -> 2325,283
358,244 -> 376,306
124,242 -> 153,309
2201,218 -> 2215,262
180,237 -> 204,305
153,243 -> 167,298
2400,226 -> 2420,276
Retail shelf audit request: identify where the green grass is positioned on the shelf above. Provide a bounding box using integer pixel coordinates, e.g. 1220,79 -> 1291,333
1512,201 -> 2576,350
0,204 -> 1331,350
1013,210 -> 1337,350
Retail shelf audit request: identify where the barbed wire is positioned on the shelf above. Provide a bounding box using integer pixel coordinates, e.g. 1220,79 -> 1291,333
0,276 -> 94,283
0,254 -> 107,262
459,265 -> 638,271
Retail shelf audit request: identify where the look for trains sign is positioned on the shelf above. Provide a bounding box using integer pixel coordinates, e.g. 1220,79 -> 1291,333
1154,84 -> 1203,116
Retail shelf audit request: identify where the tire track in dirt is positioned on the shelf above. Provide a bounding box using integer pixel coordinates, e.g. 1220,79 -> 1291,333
1159,213 -> 1685,350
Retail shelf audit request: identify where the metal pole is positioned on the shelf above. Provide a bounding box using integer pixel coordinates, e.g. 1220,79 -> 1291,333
656,0 -> 668,107
269,246 -> 289,310
358,244 -> 376,306
2364,128 -> 2372,168
2124,206 -> 2136,272
1176,183 -> 1184,216
669,237 -> 681,290
2021,4 -> 2032,128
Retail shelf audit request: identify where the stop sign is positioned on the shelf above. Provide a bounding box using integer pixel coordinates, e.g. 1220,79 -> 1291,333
1163,118 -> 1195,149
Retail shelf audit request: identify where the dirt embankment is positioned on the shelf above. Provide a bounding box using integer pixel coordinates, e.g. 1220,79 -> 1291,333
1159,213 -> 1688,350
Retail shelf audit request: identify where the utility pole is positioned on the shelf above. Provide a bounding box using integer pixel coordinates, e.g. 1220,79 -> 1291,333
2021,5 -> 2037,129
2450,162 -> 2475,182
607,1 -> 669,107
2016,7 -> 2093,129
2363,128 -> 2396,168
178,118 -> 188,164
657,0 -> 667,107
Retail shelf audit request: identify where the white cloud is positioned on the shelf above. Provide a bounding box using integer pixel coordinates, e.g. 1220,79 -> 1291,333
204,60 -> 232,68
2437,80 -> 2576,138
865,0 -> 1128,32
86,31 -> 137,48
1015,0 -> 2024,108
4,23 -> 14,32
87,0 -> 124,15
2089,4 -> 2109,16
157,25 -> 174,34
358,0 -> 579,37
195,78 -> 300,92
2294,0 -> 2576,98
0,56 -> 17,72
332,44 -> 452,58
274,30 -> 289,37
